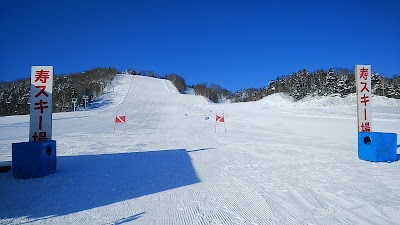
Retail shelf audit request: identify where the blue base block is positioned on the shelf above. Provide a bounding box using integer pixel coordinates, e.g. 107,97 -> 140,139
12,140 -> 56,179
358,132 -> 397,162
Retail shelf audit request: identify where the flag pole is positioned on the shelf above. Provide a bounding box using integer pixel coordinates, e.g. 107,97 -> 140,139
215,113 -> 217,133
113,110 -> 118,135
124,111 -> 126,135
223,110 -> 226,133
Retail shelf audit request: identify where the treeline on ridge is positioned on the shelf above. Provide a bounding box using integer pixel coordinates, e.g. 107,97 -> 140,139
1,67 -> 399,116
189,68 -> 400,103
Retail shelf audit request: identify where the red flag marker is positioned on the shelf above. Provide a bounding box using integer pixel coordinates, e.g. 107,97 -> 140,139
215,111 -> 226,133
216,115 -> 224,123
115,115 -> 126,123
113,111 -> 126,135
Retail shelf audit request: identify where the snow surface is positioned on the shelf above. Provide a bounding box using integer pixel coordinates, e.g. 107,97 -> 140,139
1,74 -> 400,225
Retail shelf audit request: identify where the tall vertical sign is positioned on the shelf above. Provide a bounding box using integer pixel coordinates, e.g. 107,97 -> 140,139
30,66 -> 53,141
355,65 -> 372,132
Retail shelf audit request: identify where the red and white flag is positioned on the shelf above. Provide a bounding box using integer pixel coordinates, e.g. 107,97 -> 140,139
216,115 -> 224,123
114,111 -> 126,135
115,115 -> 126,123
215,111 -> 226,133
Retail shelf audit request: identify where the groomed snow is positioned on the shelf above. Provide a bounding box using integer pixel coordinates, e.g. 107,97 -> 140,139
1,75 -> 400,224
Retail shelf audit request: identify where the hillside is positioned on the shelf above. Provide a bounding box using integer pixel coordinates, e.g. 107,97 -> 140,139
0,68 -> 118,116
1,68 -> 400,117
1,75 -> 400,224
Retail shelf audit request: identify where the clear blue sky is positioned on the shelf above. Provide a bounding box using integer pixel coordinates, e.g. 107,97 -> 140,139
1,0 -> 399,91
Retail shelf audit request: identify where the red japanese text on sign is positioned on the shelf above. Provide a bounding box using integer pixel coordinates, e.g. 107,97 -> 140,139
35,86 -> 49,98
35,70 -> 50,83
360,82 -> 369,92
359,68 -> 369,80
360,94 -> 369,106
31,131 -> 48,141
355,65 -> 372,132
361,122 -> 371,132
34,99 -> 49,113
364,108 -> 367,120
30,66 -> 53,141
39,115 -> 43,130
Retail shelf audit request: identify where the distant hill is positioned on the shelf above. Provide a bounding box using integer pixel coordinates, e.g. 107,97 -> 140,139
189,68 -> 400,103
0,68 -> 118,116
1,67 -> 399,116
265,68 -> 400,101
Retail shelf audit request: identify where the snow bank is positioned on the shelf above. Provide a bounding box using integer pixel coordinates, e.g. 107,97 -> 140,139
261,93 -> 400,108
259,92 -> 295,107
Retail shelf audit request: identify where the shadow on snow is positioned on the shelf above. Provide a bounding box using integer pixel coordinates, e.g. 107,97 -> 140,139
397,145 -> 400,161
0,149 -> 201,221
113,212 -> 145,225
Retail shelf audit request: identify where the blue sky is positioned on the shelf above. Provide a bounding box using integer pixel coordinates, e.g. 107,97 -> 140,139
1,0 -> 399,91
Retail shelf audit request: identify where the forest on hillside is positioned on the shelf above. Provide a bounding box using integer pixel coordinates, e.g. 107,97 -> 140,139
1,67 -> 399,116
190,68 -> 400,103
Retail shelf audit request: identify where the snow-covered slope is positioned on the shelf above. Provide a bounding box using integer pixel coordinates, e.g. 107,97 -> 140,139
1,75 -> 400,225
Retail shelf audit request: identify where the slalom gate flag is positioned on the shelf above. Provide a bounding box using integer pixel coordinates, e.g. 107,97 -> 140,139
215,111 -> 226,133
114,111 -> 126,135
216,115 -> 224,122
115,115 -> 126,123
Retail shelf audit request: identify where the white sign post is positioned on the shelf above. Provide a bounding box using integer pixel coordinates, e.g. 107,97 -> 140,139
355,65 -> 372,132
29,66 -> 53,141
11,66 -> 56,179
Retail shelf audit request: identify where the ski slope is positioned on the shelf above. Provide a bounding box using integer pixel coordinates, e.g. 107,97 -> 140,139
1,75 -> 400,225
